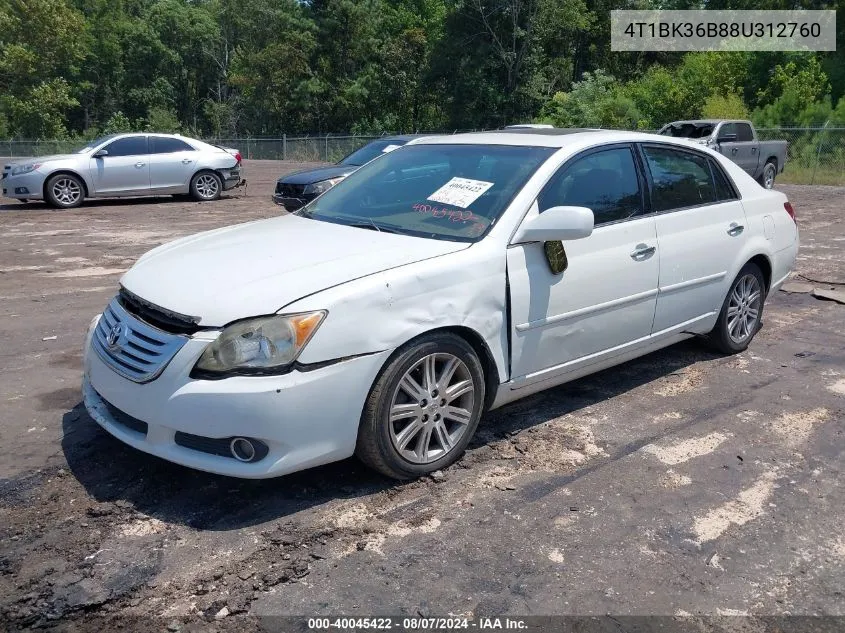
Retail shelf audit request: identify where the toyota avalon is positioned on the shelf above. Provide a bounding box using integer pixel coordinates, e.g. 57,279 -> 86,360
82,129 -> 798,479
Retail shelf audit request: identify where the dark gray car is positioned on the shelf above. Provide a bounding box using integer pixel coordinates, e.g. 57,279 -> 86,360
272,135 -> 424,210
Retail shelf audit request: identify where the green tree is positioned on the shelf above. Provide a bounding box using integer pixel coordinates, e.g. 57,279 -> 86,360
540,70 -> 640,129
0,0 -> 87,136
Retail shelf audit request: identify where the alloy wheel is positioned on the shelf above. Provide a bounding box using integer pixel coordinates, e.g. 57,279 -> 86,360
195,174 -> 219,199
764,164 -> 775,189
52,178 -> 82,206
388,353 -> 475,464
727,274 -> 762,344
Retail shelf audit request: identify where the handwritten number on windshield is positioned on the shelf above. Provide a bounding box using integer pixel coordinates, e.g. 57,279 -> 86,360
412,203 -> 475,223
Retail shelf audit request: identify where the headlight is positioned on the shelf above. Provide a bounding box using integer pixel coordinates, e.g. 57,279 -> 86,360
304,177 -> 345,196
11,163 -> 41,176
194,311 -> 326,374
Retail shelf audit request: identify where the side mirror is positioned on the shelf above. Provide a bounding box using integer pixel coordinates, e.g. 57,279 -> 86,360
512,205 -> 594,244
93,149 -> 109,158
717,133 -> 737,143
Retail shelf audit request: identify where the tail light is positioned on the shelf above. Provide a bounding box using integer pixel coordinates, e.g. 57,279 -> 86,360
784,201 -> 796,224
235,151 -> 242,165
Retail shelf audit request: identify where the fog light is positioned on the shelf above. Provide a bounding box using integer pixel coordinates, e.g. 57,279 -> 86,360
230,437 -> 257,462
14,187 -> 29,194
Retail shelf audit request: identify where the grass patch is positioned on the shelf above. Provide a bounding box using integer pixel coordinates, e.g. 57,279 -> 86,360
778,164 -> 845,186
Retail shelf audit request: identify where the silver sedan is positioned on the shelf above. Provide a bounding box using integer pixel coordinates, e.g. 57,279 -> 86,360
2,133 -> 243,208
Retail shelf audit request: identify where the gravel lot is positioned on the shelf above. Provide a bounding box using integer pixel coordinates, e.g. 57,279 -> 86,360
0,161 -> 843,630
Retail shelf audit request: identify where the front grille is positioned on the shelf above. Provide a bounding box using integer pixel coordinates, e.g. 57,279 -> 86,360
99,392 -> 149,435
92,297 -> 188,383
275,182 -> 305,197
119,289 -> 200,335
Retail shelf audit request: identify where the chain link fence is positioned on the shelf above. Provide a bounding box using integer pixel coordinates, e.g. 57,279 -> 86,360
756,127 -> 845,186
1,128 -> 843,185
0,131 -> 480,165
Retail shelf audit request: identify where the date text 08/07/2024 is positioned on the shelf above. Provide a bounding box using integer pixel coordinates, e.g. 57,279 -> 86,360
307,617 -> 528,630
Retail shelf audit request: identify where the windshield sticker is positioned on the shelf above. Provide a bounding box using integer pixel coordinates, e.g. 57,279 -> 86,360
381,144 -> 402,153
427,177 -> 494,208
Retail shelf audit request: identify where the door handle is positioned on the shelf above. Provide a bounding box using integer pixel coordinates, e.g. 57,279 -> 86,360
134,162 -> 146,168
630,244 -> 656,260
181,158 -> 192,164
727,222 -> 745,236
731,147 -> 738,155
751,147 -> 757,153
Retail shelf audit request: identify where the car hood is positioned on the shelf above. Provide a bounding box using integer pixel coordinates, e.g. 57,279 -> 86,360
120,214 -> 469,327
277,165 -> 357,186
5,154 -> 79,167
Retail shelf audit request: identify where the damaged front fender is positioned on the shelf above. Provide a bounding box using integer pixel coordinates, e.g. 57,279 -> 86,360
283,242 -> 509,387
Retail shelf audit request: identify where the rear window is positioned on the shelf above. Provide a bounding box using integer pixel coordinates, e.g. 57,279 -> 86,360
339,139 -> 408,166
150,137 -> 195,153
736,123 -> 754,142
642,145 -> 717,211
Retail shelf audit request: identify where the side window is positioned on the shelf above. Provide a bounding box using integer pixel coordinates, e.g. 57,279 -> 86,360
718,123 -> 737,140
103,136 -> 148,157
150,137 -> 194,154
642,146 -> 717,211
735,123 -> 754,142
710,159 -> 738,201
538,147 -> 642,225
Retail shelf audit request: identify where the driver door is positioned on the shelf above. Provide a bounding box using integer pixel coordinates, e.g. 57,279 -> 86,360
88,136 -> 150,195
507,144 -> 660,384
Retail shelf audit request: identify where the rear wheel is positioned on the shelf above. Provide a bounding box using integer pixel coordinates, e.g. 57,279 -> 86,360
190,171 -> 222,201
759,160 -> 777,189
708,262 -> 766,354
356,333 -> 485,479
45,174 -> 84,209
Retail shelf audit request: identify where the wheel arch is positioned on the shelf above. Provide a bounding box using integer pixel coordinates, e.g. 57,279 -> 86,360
379,325 -> 501,412
42,169 -> 90,199
747,253 -> 773,293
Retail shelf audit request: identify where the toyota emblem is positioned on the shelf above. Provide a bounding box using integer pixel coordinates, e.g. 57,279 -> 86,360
106,323 -> 123,349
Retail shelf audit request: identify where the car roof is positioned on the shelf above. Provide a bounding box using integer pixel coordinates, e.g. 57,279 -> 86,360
408,128 -> 694,148
378,134 -> 429,142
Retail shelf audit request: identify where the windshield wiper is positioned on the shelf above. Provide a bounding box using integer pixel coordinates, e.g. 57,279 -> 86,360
349,220 -> 402,234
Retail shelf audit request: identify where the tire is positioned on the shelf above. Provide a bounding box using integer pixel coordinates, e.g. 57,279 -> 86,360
355,332 -> 486,479
45,173 -> 85,209
708,262 -> 766,354
758,160 -> 777,189
190,171 -> 222,201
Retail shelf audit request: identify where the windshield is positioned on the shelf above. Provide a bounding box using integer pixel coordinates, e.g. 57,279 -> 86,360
339,139 -> 408,166
296,143 -> 556,242
74,134 -> 119,154
659,123 -> 714,139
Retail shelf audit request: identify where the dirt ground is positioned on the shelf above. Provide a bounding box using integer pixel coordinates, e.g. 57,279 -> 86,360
0,161 -> 843,631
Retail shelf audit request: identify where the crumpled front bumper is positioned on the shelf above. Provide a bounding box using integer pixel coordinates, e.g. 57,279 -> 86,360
81,315 -> 391,478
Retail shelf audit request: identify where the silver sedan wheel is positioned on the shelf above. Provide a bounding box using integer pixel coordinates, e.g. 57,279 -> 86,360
727,274 -> 762,344
389,353 -> 475,464
763,163 -> 776,189
194,174 -> 219,199
52,178 -> 82,206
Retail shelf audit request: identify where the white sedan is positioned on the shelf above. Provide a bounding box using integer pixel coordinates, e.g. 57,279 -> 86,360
81,129 -> 798,479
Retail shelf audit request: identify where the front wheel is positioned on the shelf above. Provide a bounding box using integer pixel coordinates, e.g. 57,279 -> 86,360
356,333 -> 485,479
759,160 -> 777,189
708,262 -> 766,354
45,173 -> 85,209
190,171 -> 222,201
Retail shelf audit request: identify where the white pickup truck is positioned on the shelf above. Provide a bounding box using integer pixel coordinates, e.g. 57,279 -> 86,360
658,120 -> 788,189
